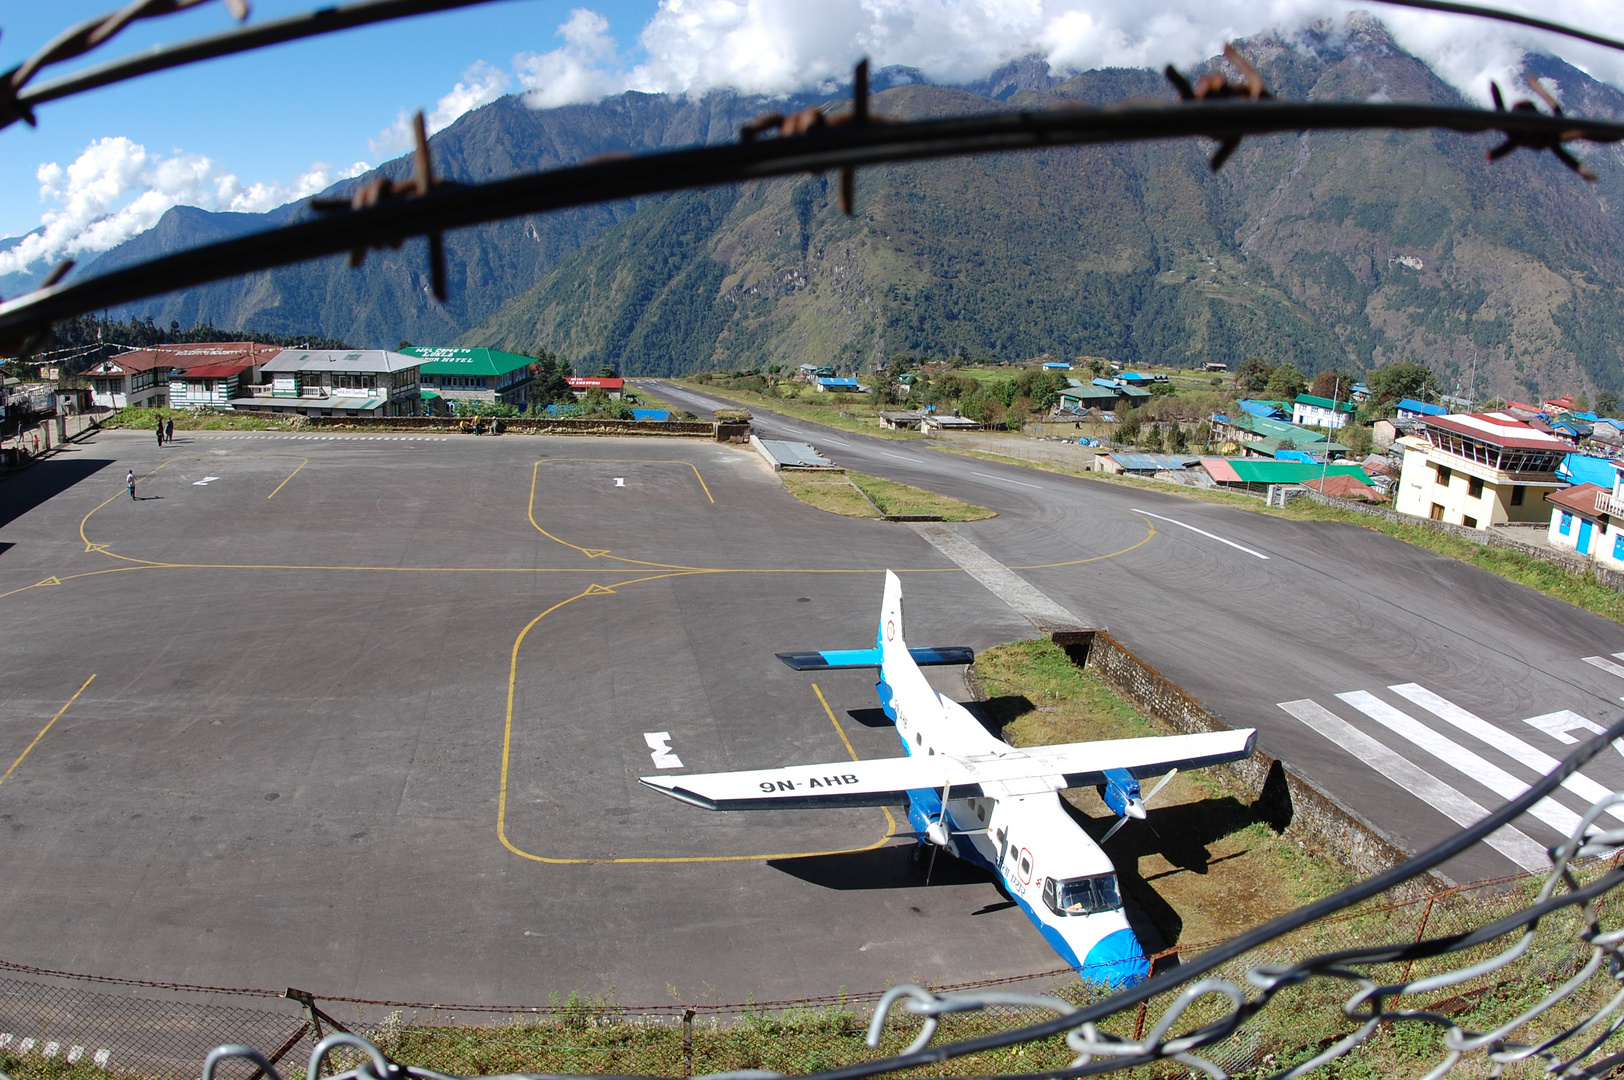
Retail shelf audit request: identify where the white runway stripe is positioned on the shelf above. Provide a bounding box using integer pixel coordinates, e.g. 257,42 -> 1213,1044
1337,690 -> 1584,839
1131,508 -> 1269,560
1390,683 -> 1624,822
1278,698 -> 1549,871
1585,655 -> 1624,680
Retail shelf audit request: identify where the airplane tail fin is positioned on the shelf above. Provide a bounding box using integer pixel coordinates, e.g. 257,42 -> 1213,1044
878,569 -> 906,661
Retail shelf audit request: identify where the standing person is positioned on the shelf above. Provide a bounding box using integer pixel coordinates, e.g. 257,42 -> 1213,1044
165,418 -> 174,444
126,470 -> 136,500
156,418 -> 165,447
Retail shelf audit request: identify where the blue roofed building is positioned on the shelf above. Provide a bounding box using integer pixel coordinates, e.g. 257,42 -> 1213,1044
1396,398 -> 1448,420
1560,453 -> 1619,487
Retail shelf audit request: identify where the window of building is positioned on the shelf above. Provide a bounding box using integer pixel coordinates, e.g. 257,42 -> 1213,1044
1436,465 -> 1452,486
1511,485 -> 1525,506
1561,512 -> 1573,535
1468,477 -> 1484,499
1431,503 -> 1445,520
1463,515 -> 1478,529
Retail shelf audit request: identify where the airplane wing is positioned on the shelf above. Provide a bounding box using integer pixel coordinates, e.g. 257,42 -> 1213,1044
1022,729 -> 1258,785
640,755 -> 968,810
639,729 -> 1256,811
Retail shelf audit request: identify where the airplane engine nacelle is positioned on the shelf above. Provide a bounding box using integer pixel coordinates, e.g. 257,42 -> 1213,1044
1097,768 -> 1142,820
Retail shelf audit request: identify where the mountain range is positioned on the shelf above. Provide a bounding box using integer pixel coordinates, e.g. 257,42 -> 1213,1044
13,14 -> 1624,400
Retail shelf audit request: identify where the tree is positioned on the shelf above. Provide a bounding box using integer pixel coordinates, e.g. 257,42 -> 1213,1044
597,364 -> 618,377
1263,362 -> 1306,401
1599,390 -> 1619,416
1309,369 -> 1351,400
528,349 -> 574,406
397,340 -> 414,351
1367,362 -> 1437,406
1237,357 -> 1274,394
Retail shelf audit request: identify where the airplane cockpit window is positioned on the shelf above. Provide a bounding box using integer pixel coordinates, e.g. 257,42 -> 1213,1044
1042,874 -> 1121,916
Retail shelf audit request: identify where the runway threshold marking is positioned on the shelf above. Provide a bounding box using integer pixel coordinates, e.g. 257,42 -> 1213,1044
495,575 -> 898,864
1130,508 -> 1269,560
0,675 -> 96,794
266,458 -> 309,499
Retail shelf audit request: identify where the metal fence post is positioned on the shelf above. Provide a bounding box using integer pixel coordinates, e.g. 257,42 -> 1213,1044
1398,894 -> 1438,986
682,1008 -> 696,1077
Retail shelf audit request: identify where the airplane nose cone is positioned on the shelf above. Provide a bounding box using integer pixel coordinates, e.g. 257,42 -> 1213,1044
1082,928 -> 1149,987
1126,800 -> 1147,820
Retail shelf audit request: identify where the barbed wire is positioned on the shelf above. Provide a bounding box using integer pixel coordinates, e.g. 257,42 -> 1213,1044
4,0 -> 518,132
1,87 -> 1621,355
0,1 -> 1620,354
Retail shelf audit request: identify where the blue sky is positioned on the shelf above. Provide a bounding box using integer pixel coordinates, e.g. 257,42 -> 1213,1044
0,0 -> 658,240
2,0 -> 1622,279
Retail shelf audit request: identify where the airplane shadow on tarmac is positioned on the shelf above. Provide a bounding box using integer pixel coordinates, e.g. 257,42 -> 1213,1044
0,457 -> 114,528
769,843 -> 997,891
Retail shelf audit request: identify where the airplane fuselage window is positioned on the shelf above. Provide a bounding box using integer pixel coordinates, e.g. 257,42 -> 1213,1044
1042,874 -> 1122,916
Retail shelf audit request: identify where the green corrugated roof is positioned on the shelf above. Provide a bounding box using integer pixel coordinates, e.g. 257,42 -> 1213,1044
1226,413 -> 1330,443
1225,461 -> 1373,484
1294,393 -> 1356,412
402,347 -> 535,377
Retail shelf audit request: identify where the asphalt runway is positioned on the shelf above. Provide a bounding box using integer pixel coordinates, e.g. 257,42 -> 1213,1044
649,382 -> 1624,886
3,408 -> 1622,1006
0,429 -> 1050,1005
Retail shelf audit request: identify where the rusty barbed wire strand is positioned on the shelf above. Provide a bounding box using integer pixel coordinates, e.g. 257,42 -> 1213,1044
0,0 -> 248,129
4,0 -> 519,134
0,86 -> 1621,352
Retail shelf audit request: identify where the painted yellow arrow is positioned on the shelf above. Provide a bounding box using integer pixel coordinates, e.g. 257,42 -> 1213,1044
583,583 -> 617,595
34,576 -> 62,587
581,548 -> 611,558
84,542 -> 109,554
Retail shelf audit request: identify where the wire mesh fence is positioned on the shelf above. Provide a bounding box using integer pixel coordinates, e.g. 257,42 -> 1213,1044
2,851 -> 1621,1080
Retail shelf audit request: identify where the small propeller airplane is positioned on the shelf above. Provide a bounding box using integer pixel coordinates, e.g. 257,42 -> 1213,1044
641,571 -> 1256,985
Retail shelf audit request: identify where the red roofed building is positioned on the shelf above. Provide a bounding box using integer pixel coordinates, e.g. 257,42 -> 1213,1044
85,342 -> 280,411
1395,411 -> 1569,529
565,375 -> 624,400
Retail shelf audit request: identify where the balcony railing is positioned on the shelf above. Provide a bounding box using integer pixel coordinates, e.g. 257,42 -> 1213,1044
1601,488 -> 1624,518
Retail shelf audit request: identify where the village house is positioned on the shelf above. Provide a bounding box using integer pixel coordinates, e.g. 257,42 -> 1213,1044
232,350 -> 423,417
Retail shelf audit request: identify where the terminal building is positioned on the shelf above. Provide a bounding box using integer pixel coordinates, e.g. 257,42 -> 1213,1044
231,350 -> 423,417
1394,411 -> 1569,529
401,347 -> 536,414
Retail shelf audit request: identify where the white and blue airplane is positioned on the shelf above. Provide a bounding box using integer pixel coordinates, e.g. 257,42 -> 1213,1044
641,571 -> 1256,985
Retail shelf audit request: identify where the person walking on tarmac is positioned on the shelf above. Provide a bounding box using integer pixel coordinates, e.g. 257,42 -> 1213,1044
165,418 -> 174,444
126,470 -> 136,500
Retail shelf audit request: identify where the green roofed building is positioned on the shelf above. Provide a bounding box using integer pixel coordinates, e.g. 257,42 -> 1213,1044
402,347 -> 535,413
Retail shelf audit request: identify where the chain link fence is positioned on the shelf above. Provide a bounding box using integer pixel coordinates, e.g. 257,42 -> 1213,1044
3,854 -> 1619,1080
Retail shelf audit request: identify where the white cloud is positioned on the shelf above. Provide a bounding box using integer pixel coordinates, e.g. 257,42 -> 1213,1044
515,8 -> 622,108
216,161 -> 372,215
372,60 -> 511,155
0,139 -> 372,277
508,0 -> 1624,109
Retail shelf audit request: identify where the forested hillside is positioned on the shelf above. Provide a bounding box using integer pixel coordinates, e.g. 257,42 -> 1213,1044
26,14 -> 1624,398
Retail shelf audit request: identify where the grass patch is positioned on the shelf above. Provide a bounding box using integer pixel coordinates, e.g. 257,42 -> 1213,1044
98,407 -> 295,431
777,470 -> 994,521
778,471 -> 877,518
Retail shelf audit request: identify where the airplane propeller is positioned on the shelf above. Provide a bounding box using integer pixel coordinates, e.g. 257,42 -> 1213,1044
1099,768 -> 1177,844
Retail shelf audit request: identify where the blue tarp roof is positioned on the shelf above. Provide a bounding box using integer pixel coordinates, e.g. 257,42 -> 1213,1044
1560,453 -> 1619,487
815,377 -> 862,387
1396,398 -> 1447,416
1239,400 -> 1286,419
1091,377 -> 1120,388
630,408 -> 672,421
1106,452 -> 1196,471
1041,361 -> 1072,369
1118,372 -> 1157,382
